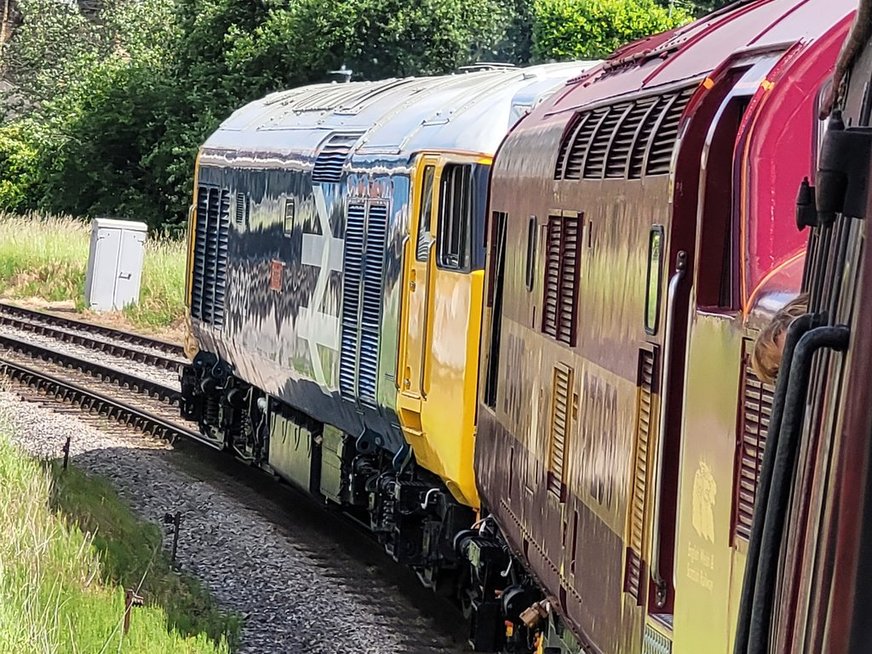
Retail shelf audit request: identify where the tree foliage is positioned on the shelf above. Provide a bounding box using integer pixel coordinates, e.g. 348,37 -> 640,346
0,0 -> 695,230
532,0 -> 692,60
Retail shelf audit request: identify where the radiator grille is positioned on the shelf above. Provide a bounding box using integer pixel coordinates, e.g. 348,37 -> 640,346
734,349 -> 774,541
190,184 -> 231,328
358,203 -> 388,403
548,363 -> 573,499
339,201 -> 388,403
339,202 -> 366,397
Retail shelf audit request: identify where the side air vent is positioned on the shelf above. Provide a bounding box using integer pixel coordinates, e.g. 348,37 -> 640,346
733,345 -> 775,542
339,202 -> 366,397
548,363 -> 574,499
646,87 -> 695,176
625,347 -> 658,602
542,214 -> 581,346
584,103 -> 630,179
358,203 -> 388,403
554,85 -> 695,181
190,184 -> 231,328
235,192 -> 248,227
312,133 -> 362,183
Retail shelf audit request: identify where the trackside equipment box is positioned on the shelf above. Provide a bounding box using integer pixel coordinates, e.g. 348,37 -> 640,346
84,218 -> 147,312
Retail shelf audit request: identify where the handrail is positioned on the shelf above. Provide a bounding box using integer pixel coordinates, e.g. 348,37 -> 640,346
650,249 -> 687,607
419,240 -> 436,398
395,235 -> 410,390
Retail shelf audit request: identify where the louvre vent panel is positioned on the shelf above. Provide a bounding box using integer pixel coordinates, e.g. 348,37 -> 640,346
643,624 -> 673,654
645,88 -> 694,176
339,203 -> 366,397
542,215 -> 581,346
734,352 -> 774,541
548,364 -> 573,498
558,217 -> 580,344
312,133 -> 362,183
542,218 -> 562,339
609,98 -> 656,178
584,103 -> 629,179
358,204 -> 388,403
625,348 -> 657,602
554,114 -> 583,180
190,185 -> 230,328
564,110 -> 604,180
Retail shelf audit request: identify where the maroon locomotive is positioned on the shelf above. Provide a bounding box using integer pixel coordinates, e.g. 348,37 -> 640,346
461,0 -> 857,652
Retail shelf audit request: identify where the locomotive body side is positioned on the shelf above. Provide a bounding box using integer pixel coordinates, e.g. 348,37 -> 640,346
471,0 -> 856,652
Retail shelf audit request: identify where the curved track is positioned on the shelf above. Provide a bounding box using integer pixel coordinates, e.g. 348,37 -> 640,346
0,307 -> 470,653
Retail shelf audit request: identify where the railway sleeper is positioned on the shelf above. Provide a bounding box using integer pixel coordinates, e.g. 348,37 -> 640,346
180,351 -> 473,596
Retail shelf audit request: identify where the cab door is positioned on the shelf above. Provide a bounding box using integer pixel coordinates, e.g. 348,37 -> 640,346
399,157 -> 438,404
397,154 -> 489,506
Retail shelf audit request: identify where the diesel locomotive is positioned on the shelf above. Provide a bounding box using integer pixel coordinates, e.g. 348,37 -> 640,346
179,0 -> 869,652
178,62 -> 596,592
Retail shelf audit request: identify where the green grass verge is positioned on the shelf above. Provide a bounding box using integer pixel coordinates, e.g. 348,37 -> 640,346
0,430 -> 241,653
0,213 -> 186,332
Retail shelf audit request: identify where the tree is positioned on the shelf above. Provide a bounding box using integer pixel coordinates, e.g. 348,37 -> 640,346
531,0 -> 692,61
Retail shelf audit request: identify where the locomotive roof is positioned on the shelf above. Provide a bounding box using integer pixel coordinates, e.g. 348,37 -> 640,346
201,62 -> 597,163
544,0 -> 857,116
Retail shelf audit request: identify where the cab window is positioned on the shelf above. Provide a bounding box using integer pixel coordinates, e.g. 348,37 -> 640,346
437,164 -> 472,270
416,165 -> 436,261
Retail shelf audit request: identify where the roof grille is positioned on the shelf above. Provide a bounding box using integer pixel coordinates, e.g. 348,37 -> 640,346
646,87 -> 694,175
564,109 -> 605,180
554,85 -> 695,181
312,133 -> 362,184
608,97 -> 656,178
554,113 -> 582,179
584,103 -> 629,179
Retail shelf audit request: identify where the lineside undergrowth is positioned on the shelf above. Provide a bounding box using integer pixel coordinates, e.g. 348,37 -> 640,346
0,212 -> 186,334
0,426 -> 240,653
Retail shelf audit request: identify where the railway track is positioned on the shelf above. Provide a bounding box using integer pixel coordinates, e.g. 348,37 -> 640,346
0,305 -> 469,652
0,302 -> 184,370
0,315 -> 210,448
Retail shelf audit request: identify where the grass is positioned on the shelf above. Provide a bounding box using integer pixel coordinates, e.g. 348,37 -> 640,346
0,213 -> 186,335
0,429 -> 241,653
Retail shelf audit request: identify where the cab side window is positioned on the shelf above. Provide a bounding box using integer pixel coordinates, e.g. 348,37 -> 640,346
416,165 -> 436,261
437,164 -> 472,270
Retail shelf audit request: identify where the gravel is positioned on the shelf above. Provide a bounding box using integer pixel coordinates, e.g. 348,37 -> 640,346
0,324 -> 180,389
0,390 -> 467,654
